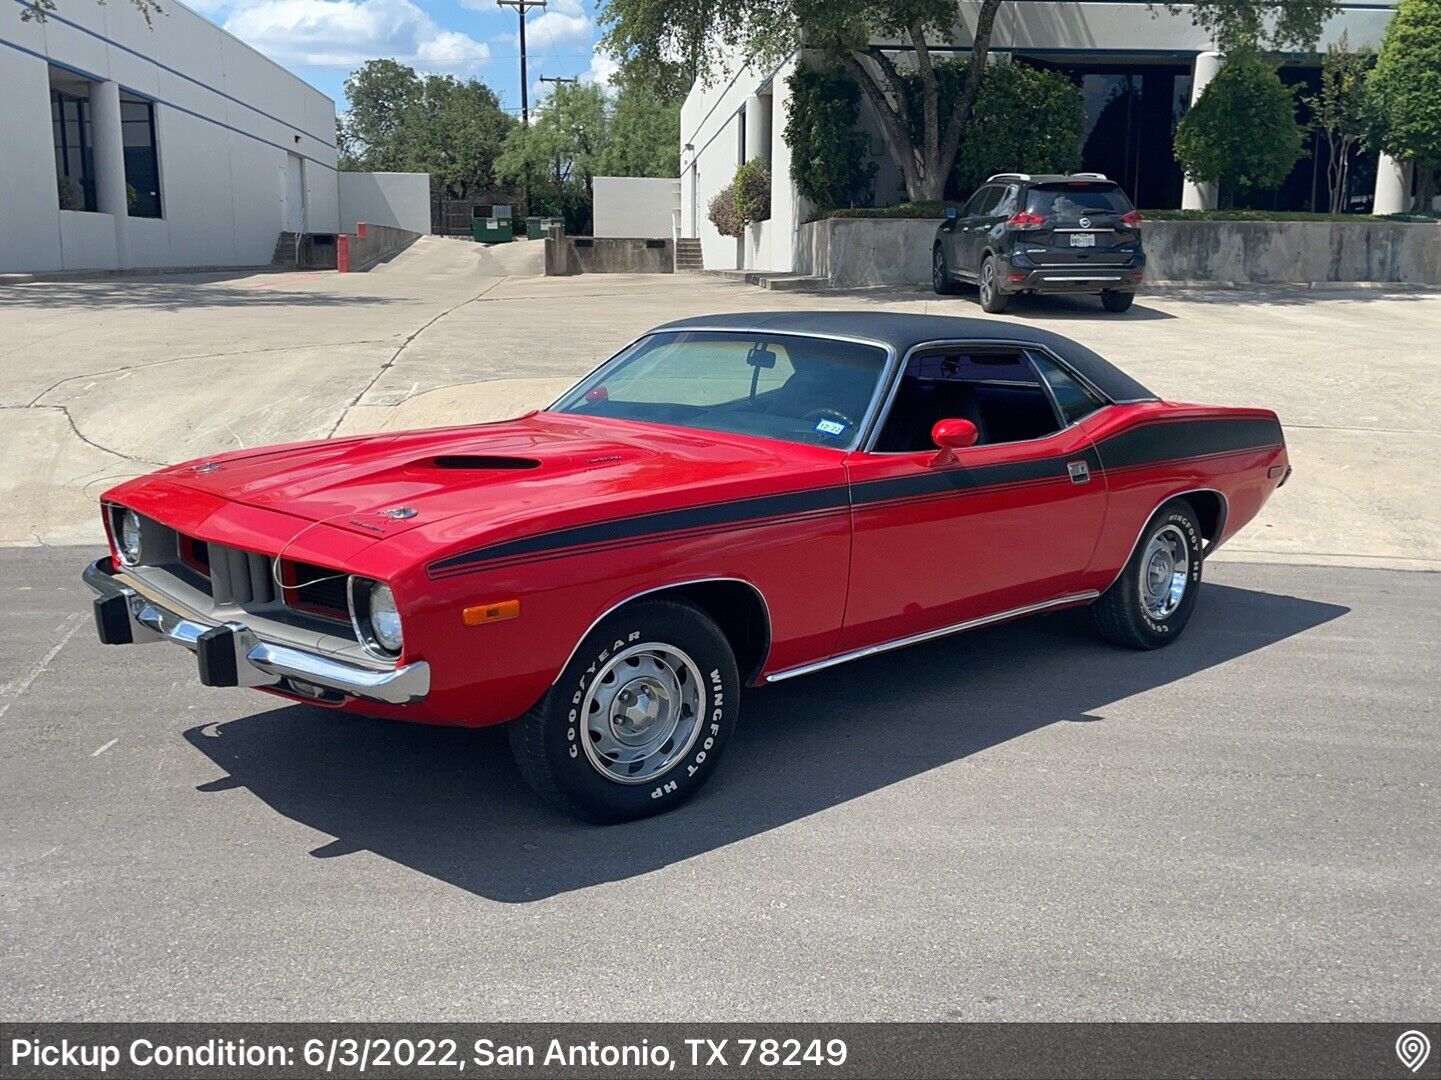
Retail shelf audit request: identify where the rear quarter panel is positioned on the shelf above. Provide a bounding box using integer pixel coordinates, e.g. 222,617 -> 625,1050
1079,402 -> 1288,593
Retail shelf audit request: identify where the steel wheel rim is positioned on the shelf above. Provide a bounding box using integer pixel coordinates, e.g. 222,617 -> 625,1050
1139,524 -> 1189,620
580,641 -> 705,785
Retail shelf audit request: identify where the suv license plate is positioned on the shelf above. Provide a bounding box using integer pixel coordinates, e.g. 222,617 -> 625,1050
1070,233 -> 1097,247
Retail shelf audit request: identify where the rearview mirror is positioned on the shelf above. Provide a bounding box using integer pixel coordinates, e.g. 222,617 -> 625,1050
931,418 -> 979,450
746,347 -> 777,370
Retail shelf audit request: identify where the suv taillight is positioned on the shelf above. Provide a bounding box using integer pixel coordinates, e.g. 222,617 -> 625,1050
1121,210 -> 1143,227
1006,211 -> 1047,229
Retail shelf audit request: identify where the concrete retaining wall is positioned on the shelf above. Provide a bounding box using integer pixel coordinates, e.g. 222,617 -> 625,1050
345,222 -> 422,271
545,235 -> 674,275
794,217 -> 1441,287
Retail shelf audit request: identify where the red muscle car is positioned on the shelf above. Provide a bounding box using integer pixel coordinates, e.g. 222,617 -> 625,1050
85,312 -> 1289,821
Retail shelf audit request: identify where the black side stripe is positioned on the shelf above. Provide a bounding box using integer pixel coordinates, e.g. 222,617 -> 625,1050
427,416 -> 1282,577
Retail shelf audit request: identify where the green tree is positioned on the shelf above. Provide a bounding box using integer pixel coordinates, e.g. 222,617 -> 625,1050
496,82 -> 609,231
1304,35 -> 1374,214
1369,0 -> 1441,209
784,66 -> 876,208
598,0 -> 1335,203
1173,51 -> 1305,207
339,60 -> 422,170
950,62 -> 1084,194
339,61 -> 515,199
595,80 -> 683,177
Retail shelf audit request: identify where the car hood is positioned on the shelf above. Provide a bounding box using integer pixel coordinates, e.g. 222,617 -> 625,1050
156,412 -> 834,541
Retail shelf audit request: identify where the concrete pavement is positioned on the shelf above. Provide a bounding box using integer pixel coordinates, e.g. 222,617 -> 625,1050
1,549 -> 1436,1020
1,236 -> 1439,569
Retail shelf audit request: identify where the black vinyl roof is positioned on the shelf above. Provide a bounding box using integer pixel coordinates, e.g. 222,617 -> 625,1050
652,311 -> 1157,404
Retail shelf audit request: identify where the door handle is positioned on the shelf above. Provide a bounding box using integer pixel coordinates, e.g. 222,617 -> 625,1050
1067,460 -> 1091,484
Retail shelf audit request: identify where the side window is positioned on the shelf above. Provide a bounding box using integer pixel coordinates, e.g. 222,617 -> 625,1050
961,187 -> 994,217
992,184 -> 1019,216
873,348 -> 1063,453
1030,351 -> 1106,425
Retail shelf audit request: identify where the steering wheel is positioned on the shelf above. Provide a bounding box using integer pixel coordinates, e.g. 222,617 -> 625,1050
801,407 -> 856,433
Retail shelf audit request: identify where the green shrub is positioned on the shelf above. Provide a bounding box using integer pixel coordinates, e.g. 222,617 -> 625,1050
951,63 -> 1084,194
733,159 -> 772,224
784,66 -> 877,209
708,183 -> 743,237
1173,51 -> 1306,206
1368,0 -> 1441,205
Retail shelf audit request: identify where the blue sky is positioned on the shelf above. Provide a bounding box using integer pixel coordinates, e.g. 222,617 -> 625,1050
186,0 -> 614,115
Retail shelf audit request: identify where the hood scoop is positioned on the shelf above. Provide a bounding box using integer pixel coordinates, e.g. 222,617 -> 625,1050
428,455 -> 542,471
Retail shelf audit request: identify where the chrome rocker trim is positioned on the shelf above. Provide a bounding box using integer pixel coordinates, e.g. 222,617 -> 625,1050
82,559 -> 430,706
765,591 -> 1100,683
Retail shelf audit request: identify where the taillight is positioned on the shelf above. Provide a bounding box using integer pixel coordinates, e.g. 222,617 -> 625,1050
1006,211 -> 1047,230
1121,210 -> 1143,227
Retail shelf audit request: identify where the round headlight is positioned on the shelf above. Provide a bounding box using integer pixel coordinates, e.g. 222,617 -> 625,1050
368,582 -> 404,654
118,509 -> 142,565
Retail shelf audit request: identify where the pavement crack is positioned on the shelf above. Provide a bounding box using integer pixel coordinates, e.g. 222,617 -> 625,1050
24,339 -> 394,408
327,278 -> 507,437
0,403 -> 168,469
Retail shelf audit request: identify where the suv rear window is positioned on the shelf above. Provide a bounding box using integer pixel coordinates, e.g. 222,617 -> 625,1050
1026,184 -> 1133,218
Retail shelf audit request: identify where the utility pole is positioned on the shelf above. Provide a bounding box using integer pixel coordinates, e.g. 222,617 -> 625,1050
539,76 -> 578,87
497,0 -> 546,128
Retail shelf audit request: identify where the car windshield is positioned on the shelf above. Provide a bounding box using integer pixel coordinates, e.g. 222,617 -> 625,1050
550,330 -> 890,449
1026,184 -> 1133,218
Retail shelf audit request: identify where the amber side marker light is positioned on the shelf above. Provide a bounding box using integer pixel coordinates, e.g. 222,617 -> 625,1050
463,600 -> 521,626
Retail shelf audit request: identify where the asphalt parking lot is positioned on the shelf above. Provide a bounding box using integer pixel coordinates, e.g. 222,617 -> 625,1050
2,241 -> 1438,1021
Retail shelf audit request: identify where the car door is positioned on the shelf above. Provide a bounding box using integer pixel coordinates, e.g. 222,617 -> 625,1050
947,186 -> 998,276
838,345 -> 1109,652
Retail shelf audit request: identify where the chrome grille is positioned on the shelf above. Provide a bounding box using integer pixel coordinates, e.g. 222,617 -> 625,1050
208,545 -> 276,606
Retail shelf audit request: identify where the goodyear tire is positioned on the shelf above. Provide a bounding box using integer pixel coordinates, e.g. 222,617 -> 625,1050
509,600 -> 739,823
1091,500 -> 1203,650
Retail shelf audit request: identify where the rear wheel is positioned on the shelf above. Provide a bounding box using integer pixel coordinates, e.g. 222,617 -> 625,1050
932,244 -> 956,294
978,255 -> 1010,313
1101,289 -> 1135,313
1091,500 -> 1203,649
509,600 -> 739,823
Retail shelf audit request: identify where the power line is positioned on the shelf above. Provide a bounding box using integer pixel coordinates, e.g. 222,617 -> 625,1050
496,0 -> 547,128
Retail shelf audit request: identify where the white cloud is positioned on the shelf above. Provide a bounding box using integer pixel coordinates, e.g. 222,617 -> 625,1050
223,0 -> 491,69
582,48 -> 620,90
483,0 -> 593,52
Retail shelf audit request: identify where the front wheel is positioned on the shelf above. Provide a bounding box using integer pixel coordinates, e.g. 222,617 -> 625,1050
978,255 -> 1010,313
1091,500 -> 1204,649
1101,289 -> 1135,313
932,244 -> 957,295
509,600 -> 740,822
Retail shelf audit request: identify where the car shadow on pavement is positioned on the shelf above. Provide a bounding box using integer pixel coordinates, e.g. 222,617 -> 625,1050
183,581 -> 1347,903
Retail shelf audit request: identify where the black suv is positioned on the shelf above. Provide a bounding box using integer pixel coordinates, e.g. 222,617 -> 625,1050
933,173 -> 1146,313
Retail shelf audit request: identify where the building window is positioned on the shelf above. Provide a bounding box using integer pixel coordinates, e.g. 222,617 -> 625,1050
52,88 -> 97,212
121,95 -> 162,218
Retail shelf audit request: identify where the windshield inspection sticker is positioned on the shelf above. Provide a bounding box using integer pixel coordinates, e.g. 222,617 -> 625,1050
814,419 -> 847,436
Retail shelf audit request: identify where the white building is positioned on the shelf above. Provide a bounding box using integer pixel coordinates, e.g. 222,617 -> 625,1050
680,1 -> 1412,274
1,0 -> 346,273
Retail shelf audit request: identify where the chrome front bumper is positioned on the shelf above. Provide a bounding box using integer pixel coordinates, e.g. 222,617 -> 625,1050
82,559 -> 430,706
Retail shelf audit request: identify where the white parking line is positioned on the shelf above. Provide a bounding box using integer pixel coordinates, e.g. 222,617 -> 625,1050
0,613 -> 84,720
91,738 -> 118,757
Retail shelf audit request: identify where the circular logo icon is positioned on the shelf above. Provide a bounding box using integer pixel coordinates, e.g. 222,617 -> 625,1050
1079,216 -> 1092,229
